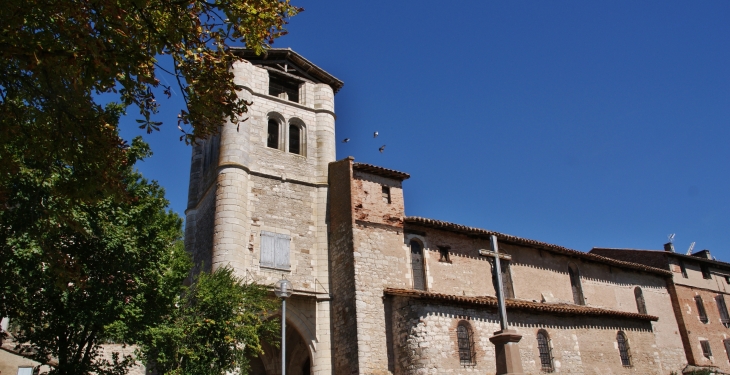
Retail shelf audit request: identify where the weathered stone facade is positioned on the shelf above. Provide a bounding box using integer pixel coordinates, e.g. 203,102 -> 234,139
185,48 -> 342,375
325,158 -> 686,374
183,49 -> 690,374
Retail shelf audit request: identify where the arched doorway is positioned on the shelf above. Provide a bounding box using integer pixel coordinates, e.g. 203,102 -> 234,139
251,319 -> 312,375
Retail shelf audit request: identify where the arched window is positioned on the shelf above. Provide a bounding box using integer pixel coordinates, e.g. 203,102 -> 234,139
267,119 -> 280,149
410,239 -> 426,290
536,330 -> 554,372
568,263 -> 585,305
457,321 -> 475,366
696,295 -> 709,323
634,287 -> 647,315
288,123 -> 301,154
617,331 -> 632,367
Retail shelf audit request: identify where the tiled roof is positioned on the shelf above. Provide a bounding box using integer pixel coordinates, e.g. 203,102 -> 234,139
353,162 -> 410,180
232,47 -> 344,93
384,288 -> 659,321
404,217 -> 672,277
593,247 -> 730,271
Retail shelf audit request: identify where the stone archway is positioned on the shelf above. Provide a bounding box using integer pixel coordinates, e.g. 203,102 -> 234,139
250,320 -> 312,375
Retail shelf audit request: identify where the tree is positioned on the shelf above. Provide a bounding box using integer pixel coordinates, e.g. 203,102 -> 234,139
0,136 -> 192,375
140,267 -> 280,375
0,0 -> 301,205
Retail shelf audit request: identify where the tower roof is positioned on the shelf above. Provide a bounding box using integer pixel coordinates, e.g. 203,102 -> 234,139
232,48 -> 344,93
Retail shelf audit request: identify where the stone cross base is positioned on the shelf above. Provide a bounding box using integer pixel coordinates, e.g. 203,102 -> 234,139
489,329 -> 525,375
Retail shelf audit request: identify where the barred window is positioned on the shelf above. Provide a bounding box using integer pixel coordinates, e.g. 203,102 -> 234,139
617,331 -> 632,367
696,295 -> 709,324
634,287 -> 647,315
716,295 -> 730,327
701,340 -> 712,358
536,330 -> 554,373
457,322 -> 475,366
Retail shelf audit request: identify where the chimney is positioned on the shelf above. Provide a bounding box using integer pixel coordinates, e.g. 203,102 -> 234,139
692,249 -> 712,259
664,242 -> 675,252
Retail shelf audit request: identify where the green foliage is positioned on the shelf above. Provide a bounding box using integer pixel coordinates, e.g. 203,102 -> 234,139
0,0 -> 300,205
0,136 -> 191,375
140,267 -> 280,375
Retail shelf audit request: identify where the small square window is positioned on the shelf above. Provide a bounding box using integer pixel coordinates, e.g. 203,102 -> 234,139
725,276 -> 730,284
382,186 -> 391,204
701,264 -> 711,279
438,246 -> 451,263
17,368 -> 33,375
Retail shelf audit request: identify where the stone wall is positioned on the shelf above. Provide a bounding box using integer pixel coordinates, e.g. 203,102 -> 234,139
326,158 -> 685,374
328,158 -> 360,375
185,56 -> 338,374
389,296 -> 671,375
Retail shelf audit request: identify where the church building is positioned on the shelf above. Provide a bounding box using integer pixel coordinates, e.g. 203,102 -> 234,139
184,48 -> 688,374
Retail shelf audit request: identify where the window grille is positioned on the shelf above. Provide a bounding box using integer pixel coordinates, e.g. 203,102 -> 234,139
716,295 -> 730,327
267,119 -> 279,149
568,264 -> 585,305
457,322 -> 475,366
617,331 -> 632,367
702,264 -> 712,279
288,124 -> 301,154
696,295 -> 709,324
679,260 -> 688,278
634,287 -> 647,315
701,340 -> 713,358
260,231 -> 291,270
536,330 -> 554,372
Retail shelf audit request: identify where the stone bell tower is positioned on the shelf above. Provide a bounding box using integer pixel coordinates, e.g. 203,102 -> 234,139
184,48 -> 343,375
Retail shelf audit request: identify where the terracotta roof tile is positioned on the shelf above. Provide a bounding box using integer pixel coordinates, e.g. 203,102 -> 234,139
384,288 -> 658,321
353,162 -> 410,180
404,217 -> 672,277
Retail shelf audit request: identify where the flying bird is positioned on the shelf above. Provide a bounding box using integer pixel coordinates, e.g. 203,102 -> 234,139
379,145 -> 386,153
342,138 -> 350,143
373,131 -> 379,138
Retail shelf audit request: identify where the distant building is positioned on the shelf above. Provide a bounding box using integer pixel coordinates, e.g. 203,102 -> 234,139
184,48 -> 688,374
592,245 -> 730,373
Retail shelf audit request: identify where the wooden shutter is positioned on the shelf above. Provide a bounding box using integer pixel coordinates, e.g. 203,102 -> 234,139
274,233 -> 291,269
260,231 -> 276,267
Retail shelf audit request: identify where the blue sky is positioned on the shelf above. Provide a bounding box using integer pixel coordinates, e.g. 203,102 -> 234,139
120,1 -> 730,258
